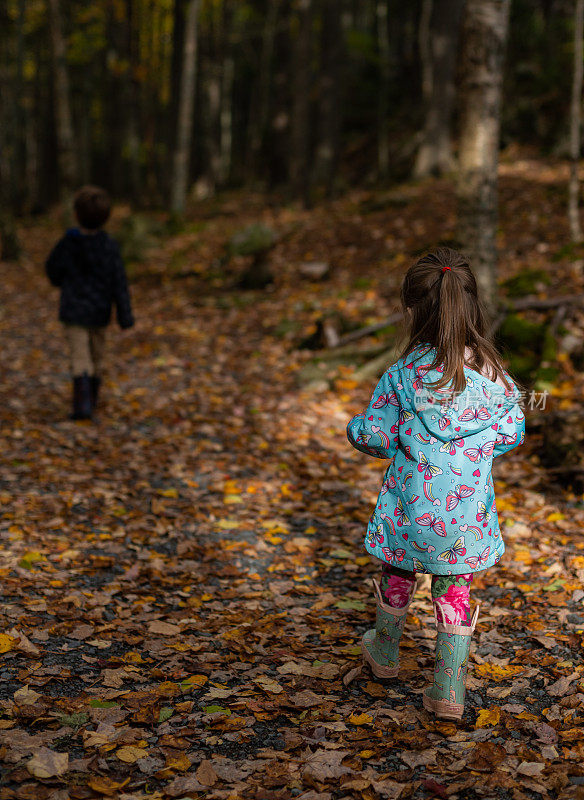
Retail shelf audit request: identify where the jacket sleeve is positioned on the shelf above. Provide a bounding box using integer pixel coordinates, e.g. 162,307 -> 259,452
112,242 -> 134,329
493,403 -> 525,458
45,238 -> 70,287
346,370 -> 400,460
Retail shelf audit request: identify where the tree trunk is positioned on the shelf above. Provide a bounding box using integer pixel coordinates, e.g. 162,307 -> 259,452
457,0 -> 511,316
290,0 -> 314,204
47,0 -> 77,194
248,0 -> 283,179
414,0 -> 465,178
377,0 -> 391,179
125,0 -> 142,203
170,0 -> 200,216
219,54 -> 234,186
569,0 -> 584,243
313,0 -> 342,196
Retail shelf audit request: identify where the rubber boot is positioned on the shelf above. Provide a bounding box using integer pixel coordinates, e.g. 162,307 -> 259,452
423,604 -> 480,721
361,577 -> 418,678
71,373 -> 93,420
90,376 -> 101,408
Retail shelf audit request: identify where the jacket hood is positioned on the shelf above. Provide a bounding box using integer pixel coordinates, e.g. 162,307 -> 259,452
395,345 -> 521,443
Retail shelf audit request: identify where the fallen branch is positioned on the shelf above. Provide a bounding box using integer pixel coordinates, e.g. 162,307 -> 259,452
509,294 -> 584,312
489,294 -> 584,336
334,312 -> 403,348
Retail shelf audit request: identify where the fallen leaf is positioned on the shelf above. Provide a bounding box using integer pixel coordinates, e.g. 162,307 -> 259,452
27,747 -> 68,778
517,761 -> 545,776
400,749 -> 436,769
116,745 -> 149,763
476,707 -> 501,728
195,759 -> 218,786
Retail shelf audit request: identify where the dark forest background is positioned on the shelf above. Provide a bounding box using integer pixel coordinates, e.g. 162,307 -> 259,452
0,0 -> 577,214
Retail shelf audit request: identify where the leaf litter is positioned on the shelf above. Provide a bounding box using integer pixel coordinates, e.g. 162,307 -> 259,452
1,167 -> 584,799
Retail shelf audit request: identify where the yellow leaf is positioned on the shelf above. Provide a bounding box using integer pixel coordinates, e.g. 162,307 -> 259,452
513,549 -> 533,565
18,551 -> 45,569
166,752 -> 191,771
0,634 -> 16,654
216,519 -> 240,530
184,674 -> 208,687
359,750 -> 375,758
87,776 -> 131,796
223,494 -> 243,504
476,707 -> 501,727
116,745 -> 148,763
475,663 -> 525,681
547,512 -> 565,523
349,712 -> 373,726
158,488 -> 178,498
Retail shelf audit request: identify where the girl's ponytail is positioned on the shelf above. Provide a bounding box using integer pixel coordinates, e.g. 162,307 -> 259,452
400,247 -> 511,395
437,259 -> 468,394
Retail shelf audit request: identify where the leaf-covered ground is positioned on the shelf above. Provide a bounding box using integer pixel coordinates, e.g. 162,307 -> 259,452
1,160 -> 584,800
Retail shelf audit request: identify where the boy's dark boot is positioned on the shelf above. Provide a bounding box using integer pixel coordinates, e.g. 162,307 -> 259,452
90,376 -> 101,408
71,373 -> 93,420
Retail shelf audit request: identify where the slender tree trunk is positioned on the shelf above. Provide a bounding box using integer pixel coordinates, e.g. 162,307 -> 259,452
414,0 -> 465,178
290,0 -> 314,204
170,0 -> 200,215
126,0 -> 142,203
47,0 -> 77,194
313,0 -> 342,196
569,0 -> 584,243
248,0 -> 282,180
219,3 -> 234,188
457,0 -> 511,316
377,0 -> 391,179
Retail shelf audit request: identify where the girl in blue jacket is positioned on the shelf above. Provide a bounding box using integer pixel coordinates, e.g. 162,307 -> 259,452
347,248 -> 525,721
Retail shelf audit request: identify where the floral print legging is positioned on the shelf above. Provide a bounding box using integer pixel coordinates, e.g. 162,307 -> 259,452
381,565 -> 473,626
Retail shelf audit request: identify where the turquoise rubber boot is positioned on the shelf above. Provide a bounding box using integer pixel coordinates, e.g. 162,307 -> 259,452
361,577 -> 418,679
423,604 -> 480,720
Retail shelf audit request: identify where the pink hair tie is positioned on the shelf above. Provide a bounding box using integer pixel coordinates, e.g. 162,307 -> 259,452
442,265 -> 451,272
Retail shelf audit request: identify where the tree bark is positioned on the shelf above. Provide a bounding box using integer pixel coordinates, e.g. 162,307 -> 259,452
414,0 -> 465,178
47,0 -> 77,194
377,0 -> 391,179
569,0 -> 584,243
313,0 -> 342,195
170,0 -> 200,215
457,0 -> 511,316
247,0 -> 283,180
290,0 -> 314,204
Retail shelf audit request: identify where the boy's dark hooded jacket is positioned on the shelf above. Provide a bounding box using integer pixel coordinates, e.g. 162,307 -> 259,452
46,229 -> 134,329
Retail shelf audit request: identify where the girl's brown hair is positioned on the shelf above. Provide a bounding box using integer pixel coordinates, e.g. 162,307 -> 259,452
399,247 -> 511,395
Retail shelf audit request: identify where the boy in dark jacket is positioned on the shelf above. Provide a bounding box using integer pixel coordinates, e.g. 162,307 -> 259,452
46,186 -> 134,420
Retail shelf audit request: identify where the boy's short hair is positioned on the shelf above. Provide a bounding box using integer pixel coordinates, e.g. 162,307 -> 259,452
74,185 -> 111,229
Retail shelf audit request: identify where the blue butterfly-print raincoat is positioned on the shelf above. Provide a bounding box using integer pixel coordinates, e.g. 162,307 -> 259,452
347,345 -> 525,575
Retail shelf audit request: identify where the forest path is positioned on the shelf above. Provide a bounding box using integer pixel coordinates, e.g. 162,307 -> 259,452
0,207 -> 583,800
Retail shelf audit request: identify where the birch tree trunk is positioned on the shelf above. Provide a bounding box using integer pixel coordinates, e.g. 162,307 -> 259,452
48,0 -> 77,194
170,0 -> 200,216
457,0 -> 511,316
569,0 -> 584,243
414,0 -> 465,178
